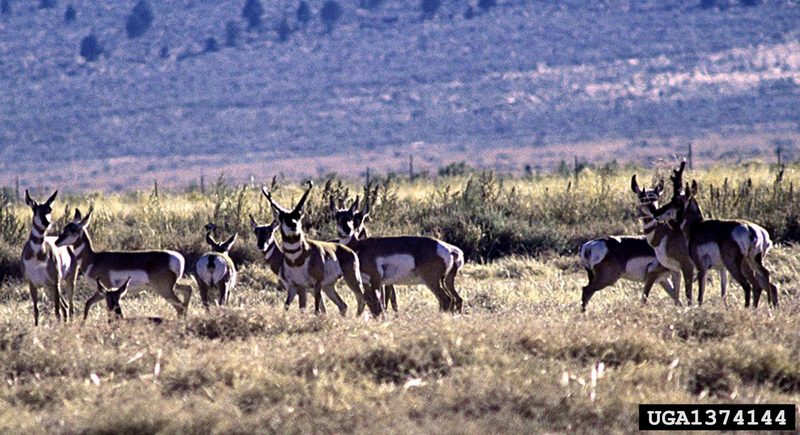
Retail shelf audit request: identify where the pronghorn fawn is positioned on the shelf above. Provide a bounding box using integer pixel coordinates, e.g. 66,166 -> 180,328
89,278 -> 165,324
646,180 -> 777,308
262,181 -> 382,316
633,162 -> 729,305
328,194 -> 465,313
579,236 -> 680,312
329,194 -> 399,311
21,190 -> 77,325
55,208 -> 193,320
195,223 -> 238,309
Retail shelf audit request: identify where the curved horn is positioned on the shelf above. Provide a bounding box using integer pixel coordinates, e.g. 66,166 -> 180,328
631,175 -> 641,194
349,196 -> 360,213
118,276 -> 132,297
249,214 -> 259,230
220,233 -> 238,252
206,231 -> 218,248
262,186 -> 289,214
292,181 -> 313,214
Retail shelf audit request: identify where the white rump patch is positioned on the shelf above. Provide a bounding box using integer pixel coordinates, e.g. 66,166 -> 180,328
196,255 -> 230,286
735,224 -> 772,258
579,240 -> 608,270
165,250 -> 185,277
377,254 -> 420,286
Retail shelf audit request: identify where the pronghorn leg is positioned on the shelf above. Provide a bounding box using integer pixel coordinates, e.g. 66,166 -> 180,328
655,271 -> 680,306
175,283 -> 193,312
160,287 -> 187,318
82,290 -> 105,323
670,271 -> 682,305
218,282 -> 232,306
696,267 -> 707,306
29,284 -> 40,326
322,285 -> 347,316
313,283 -> 324,315
198,281 -> 211,310
580,267 -> 618,313
444,270 -> 462,313
719,269 -> 728,308
741,261 -> 762,308
65,266 -> 78,319
681,263 -> 694,306
722,254 -> 751,308
750,255 -> 778,308
284,286 -> 297,310
297,288 -> 308,312
49,283 -> 67,321
385,285 -> 398,312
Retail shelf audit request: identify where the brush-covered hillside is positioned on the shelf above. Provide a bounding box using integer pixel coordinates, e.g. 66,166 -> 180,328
1,0 -> 800,190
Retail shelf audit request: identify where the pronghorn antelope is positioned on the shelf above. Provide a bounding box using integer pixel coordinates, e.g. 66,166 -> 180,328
328,196 -> 465,313
579,236 -> 680,312
329,195 -> 399,311
194,223 -> 238,308
632,162 -> 729,305
646,180 -> 777,308
54,208 -> 193,319
21,190 -> 77,325
250,214 -> 327,311
89,278 -> 165,324
262,181 -> 383,316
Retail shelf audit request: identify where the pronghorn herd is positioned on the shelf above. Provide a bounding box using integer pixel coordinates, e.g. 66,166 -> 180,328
581,161 -> 778,311
19,165 -> 778,326
19,180 -> 465,325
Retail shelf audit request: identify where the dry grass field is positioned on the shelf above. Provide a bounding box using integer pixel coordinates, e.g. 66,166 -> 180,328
0,164 -> 798,433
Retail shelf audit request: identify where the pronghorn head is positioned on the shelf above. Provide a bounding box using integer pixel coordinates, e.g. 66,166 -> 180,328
250,214 -> 280,252
204,223 -> 238,253
262,181 -> 312,237
55,208 -> 93,247
329,195 -> 360,238
93,277 -> 131,322
647,180 -> 703,227
630,175 -> 664,216
24,189 -> 58,229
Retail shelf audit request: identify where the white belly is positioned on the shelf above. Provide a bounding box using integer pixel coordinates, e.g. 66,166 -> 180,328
621,256 -> 659,282
376,254 -> 423,286
107,271 -> 152,293
695,243 -> 723,271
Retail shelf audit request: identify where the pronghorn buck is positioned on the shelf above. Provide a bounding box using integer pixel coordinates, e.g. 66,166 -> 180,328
328,195 -> 465,313
21,190 -> 77,325
195,223 -> 238,308
647,180 -> 777,308
329,194 -> 399,311
632,163 -> 705,305
262,181 -> 383,316
579,236 -> 680,312
54,208 -> 193,319
88,278 -> 165,324
249,215 -> 324,310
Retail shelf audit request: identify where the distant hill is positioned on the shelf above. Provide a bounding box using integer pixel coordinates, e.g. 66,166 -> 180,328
1,0 -> 799,191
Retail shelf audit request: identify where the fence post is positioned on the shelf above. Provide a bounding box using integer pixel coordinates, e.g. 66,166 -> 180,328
687,143 -> 694,170
14,175 -> 20,202
408,155 -> 414,179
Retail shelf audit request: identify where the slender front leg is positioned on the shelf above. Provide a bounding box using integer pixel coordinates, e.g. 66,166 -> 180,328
29,284 -> 40,326
313,283 -> 324,315
696,268 -> 707,306
719,269 -> 728,308
682,264 -> 694,306
284,286 -> 297,310
297,288 -> 307,311
50,283 -> 67,321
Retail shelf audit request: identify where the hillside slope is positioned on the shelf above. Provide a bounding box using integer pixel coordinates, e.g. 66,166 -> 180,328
1,0 -> 799,190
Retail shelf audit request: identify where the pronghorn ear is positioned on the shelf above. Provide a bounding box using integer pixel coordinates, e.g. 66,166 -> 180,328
690,180 -> 699,196
630,175 -> 641,194
96,278 -> 107,294
249,214 -> 259,231
24,190 -> 36,208
79,208 -> 93,227
118,277 -> 131,298
206,231 -> 218,248
350,196 -> 360,213
292,180 -> 313,214
73,208 -> 83,222
44,190 -> 58,206
220,233 -> 237,252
